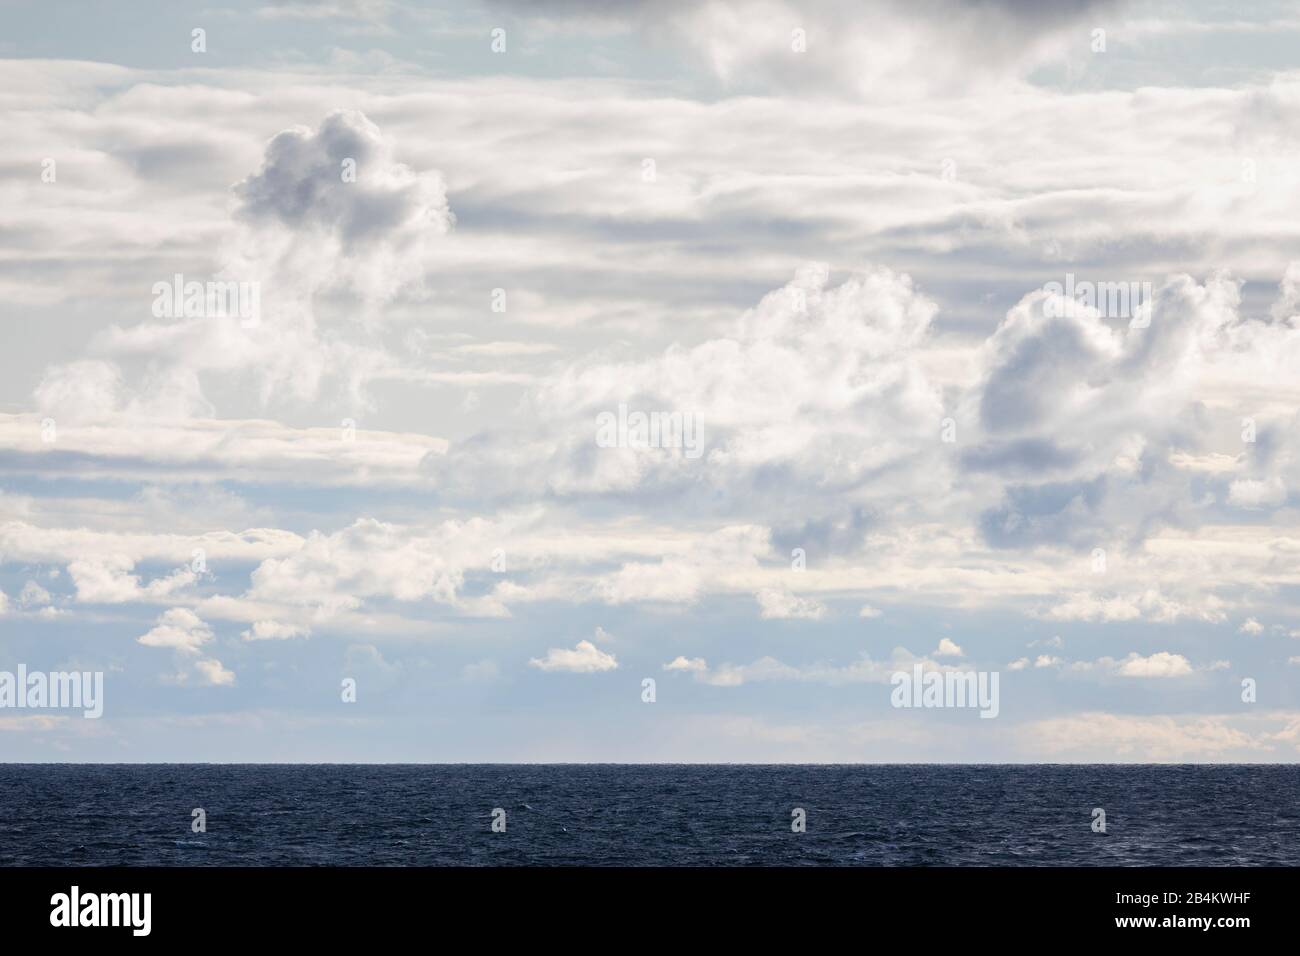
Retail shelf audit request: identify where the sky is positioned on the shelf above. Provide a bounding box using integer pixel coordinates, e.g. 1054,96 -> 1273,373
2,0 -> 1300,761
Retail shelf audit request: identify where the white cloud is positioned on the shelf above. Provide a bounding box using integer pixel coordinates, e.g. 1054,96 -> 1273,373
529,640 -> 619,673
1110,652 -> 1194,678
1044,590 -> 1228,625
1228,478 -> 1287,509
755,587 -> 827,620
935,637 -> 963,658
240,620 -> 309,641
68,556 -> 197,605
137,607 -> 214,654
246,516 -> 483,613
1058,652 -> 1196,678
193,658 -> 236,686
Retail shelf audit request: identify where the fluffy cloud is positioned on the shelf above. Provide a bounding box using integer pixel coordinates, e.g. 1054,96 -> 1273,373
68,556 -> 197,605
664,655 -> 708,673
136,607 -> 234,688
529,640 -> 618,673
38,110 -> 457,423
430,263 -> 947,520
755,587 -> 827,620
193,658 -> 237,686
241,514 -> 555,621
1106,651 -> 1195,678
137,607 -> 214,653
233,109 -> 452,267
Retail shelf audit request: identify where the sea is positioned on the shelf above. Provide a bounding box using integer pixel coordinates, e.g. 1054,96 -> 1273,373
1,763 -> 1296,866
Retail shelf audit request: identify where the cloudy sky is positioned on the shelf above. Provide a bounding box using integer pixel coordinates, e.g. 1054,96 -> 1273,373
3,0 -> 1300,761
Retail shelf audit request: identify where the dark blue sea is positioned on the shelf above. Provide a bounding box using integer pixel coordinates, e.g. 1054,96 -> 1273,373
2,764 -> 1296,866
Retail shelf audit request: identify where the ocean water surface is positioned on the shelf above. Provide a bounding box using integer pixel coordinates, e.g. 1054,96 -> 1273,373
1,764 -> 1296,866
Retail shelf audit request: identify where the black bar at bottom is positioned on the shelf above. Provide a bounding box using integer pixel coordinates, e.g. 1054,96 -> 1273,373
0,866 -> 1281,941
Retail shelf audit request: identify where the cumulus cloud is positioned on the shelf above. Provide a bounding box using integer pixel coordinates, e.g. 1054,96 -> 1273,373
16,259 -> 1300,640
1106,651 -> 1195,678
432,263 -> 946,516
136,606 -> 234,688
968,269 -> 1300,560
48,110 -> 457,422
529,639 -> 618,673
755,587 -> 827,620
1009,655 -> 1058,669
245,516 -> 493,615
137,607 -> 214,653
1042,590 -> 1228,625
193,658 -> 237,686
234,109 -> 451,259
69,556 -> 197,605
935,637 -> 964,658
